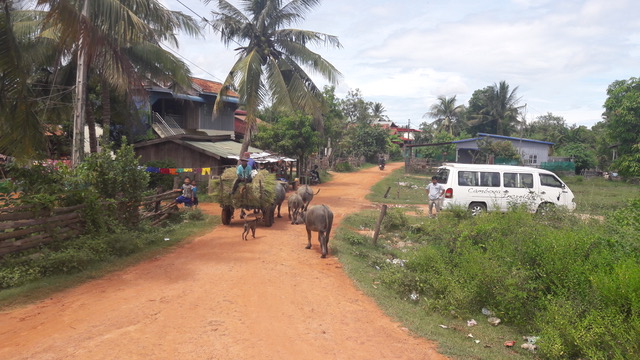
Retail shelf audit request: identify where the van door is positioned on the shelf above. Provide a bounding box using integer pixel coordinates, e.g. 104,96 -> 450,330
538,173 -> 570,209
502,172 -> 536,211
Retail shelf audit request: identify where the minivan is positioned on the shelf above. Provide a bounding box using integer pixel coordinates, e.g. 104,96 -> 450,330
436,163 -> 576,215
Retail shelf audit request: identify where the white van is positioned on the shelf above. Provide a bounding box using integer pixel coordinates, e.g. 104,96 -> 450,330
436,163 -> 576,215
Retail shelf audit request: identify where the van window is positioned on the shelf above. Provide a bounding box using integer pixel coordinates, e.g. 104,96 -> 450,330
540,174 -> 563,188
503,173 -> 518,188
521,174 -> 534,188
480,172 -> 500,187
437,169 -> 450,184
458,171 -> 478,186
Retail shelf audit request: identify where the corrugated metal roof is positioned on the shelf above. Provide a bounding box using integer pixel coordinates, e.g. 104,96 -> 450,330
184,141 -> 263,159
452,133 -> 554,145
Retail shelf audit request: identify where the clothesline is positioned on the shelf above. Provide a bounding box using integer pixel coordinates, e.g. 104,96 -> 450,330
145,167 -> 211,175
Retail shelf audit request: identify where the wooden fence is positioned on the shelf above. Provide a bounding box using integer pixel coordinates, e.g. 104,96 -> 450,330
0,190 -> 179,256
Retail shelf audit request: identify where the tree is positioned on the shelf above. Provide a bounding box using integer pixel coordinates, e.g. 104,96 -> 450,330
38,0 -> 200,164
557,143 -> 597,174
0,2 -> 49,160
341,123 -> 391,162
524,112 -> 568,146
603,78 -> 640,156
424,95 -> 464,136
206,0 -> 342,158
468,81 -> 523,136
476,138 -> 521,164
253,112 -> 320,174
340,88 -> 371,124
371,102 -> 388,122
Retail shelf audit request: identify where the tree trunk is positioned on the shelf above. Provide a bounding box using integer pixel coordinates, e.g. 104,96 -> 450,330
101,79 -> 111,149
86,103 -> 98,153
71,0 -> 90,166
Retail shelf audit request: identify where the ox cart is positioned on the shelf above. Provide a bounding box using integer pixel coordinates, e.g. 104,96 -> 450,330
211,168 -> 278,226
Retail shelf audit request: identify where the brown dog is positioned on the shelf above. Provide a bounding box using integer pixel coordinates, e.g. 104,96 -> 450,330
242,214 -> 262,240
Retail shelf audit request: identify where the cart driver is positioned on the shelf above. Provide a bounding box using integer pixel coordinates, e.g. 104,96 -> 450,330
231,158 -> 253,194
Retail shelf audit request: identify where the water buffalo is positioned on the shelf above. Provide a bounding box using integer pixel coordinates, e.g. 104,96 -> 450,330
297,184 -> 320,211
287,193 -> 304,224
302,205 -> 333,258
274,182 -> 286,218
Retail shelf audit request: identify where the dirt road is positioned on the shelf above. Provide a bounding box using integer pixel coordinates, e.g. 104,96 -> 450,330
0,163 -> 447,360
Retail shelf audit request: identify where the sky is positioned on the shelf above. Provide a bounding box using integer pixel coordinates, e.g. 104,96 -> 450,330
161,0 -> 640,130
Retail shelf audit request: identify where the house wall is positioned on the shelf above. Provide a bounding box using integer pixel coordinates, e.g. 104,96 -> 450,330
134,141 -> 224,181
202,102 -> 236,131
455,139 -> 551,166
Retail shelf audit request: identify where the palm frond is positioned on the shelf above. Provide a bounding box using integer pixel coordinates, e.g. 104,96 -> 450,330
276,38 -> 341,84
264,56 -> 293,111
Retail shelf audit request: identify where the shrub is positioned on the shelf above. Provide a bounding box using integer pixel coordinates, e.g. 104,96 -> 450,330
334,162 -> 353,172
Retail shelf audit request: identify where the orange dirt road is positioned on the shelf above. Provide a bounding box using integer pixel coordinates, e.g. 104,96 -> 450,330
0,163 -> 447,360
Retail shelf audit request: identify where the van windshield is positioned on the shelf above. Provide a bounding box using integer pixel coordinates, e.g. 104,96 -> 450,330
436,169 -> 450,184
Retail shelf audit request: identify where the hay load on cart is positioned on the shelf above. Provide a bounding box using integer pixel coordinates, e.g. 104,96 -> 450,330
210,168 -> 277,226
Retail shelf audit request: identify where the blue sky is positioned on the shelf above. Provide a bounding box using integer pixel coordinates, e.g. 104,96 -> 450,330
162,0 -> 640,129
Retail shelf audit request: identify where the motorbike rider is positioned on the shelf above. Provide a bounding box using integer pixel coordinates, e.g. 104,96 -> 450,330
309,165 -> 320,184
378,155 -> 386,169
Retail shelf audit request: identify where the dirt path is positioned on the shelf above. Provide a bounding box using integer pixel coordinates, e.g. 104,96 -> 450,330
0,163 -> 447,360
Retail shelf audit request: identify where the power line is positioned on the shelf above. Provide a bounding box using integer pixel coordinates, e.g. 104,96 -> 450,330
162,44 -> 224,83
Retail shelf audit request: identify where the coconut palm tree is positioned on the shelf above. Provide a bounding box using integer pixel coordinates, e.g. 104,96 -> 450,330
205,0 -> 342,157
38,0 -> 201,163
469,81 -> 522,136
371,102 -> 388,122
0,2 -> 52,160
424,95 -> 465,136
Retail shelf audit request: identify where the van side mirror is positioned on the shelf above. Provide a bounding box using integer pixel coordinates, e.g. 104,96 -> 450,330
561,183 -> 566,189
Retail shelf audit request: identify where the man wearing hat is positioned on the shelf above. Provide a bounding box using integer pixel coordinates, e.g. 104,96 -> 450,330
231,157 -> 253,194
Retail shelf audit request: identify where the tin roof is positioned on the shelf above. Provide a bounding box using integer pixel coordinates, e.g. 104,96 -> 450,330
452,133 -> 554,145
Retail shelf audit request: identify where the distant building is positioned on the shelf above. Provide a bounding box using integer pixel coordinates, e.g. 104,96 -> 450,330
452,133 -> 554,166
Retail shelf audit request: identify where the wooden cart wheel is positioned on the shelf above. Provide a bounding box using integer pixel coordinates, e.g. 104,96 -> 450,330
221,205 -> 233,225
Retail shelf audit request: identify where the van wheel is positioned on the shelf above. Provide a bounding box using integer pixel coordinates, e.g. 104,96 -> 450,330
469,203 -> 486,216
537,202 -> 555,216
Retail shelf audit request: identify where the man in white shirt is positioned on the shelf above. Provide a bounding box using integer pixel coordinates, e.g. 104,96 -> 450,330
425,176 -> 445,217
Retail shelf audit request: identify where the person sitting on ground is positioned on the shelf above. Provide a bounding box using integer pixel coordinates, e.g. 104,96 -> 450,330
231,158 -> 253,194
174,177 -> 194,207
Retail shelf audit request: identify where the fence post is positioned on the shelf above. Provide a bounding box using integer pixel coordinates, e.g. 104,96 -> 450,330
372,186 -> 392,246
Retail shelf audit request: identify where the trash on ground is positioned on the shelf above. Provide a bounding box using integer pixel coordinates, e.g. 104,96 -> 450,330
467,319 -> 477,327
164,238 -> 170,241
438,324 -> 449,329
521,343 -> 538,352
474,339 -> 480,344
487,317 -> 501,326
386,258 -> 406,266
523,336 -> 539,344
481,307 -> 495,316
409,291 -> 419,301
503,340 -> 516,347
467,333 -> 474,338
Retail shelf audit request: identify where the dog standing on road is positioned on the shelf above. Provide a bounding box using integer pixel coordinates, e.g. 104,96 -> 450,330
242,214 -> 262,241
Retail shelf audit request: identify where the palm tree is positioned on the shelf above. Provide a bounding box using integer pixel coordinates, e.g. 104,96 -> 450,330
371,102 -> 388,122
0,2 -> 51,160
424,95 -> 464,136
470,81 -> 522,136
205,0 -> 342,157
38,0 -> 201,164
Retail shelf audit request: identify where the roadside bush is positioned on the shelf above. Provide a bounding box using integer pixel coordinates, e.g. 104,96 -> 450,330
340,198 -> 640,359
381,208 -> 408,231
334,162 -> 353,172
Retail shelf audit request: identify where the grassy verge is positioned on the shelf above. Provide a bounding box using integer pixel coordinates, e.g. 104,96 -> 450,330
333,170 -> 640,359
333,212 -> 533,360
367,167 -> 429,204
561,176 -> 640,215
0,209 -> 219,310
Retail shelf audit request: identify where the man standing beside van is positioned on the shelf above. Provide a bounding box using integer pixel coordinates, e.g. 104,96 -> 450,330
426,176 -> 445,217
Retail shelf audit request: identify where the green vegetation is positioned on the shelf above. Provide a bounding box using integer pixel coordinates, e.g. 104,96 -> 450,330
367,168 -> 429,204
334,202 -> 640,359
562,176 -> 640,215
0,211 -> 217,309
334,170 -> 640,359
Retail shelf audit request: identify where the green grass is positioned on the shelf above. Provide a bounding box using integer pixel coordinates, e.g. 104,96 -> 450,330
561,176 -> 640,215
333,213 -> 533,360
0,209 -> 220,310
367,167 -> 430,204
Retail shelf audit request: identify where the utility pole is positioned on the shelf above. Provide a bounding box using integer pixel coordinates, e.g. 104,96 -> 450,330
72,0 -> 89,167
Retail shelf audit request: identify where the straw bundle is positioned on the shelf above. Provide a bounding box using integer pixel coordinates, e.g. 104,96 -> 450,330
210,168 -> 277,209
